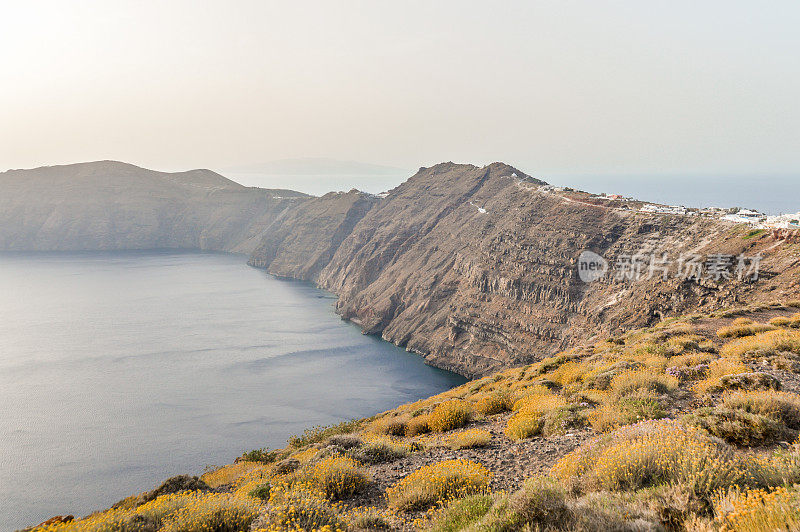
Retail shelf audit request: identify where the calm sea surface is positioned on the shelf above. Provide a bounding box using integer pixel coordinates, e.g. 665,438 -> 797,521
0,251 -> 465,530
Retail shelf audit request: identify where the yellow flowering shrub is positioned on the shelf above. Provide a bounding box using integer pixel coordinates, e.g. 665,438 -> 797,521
307,455 -> 368,500
692,359 -> 751,395
37,492 -> 259,532
159,493 -> 260,532
609,369 -> 678,397
385,459 -> 491,511
265,481 -> 349,531
405,414 -> 430,436
511,393 -> 566,414
427,400 -> 472,432
720,329 -> 800,359
201,461 -> 263,488
714,486 -> 800,532
551,420 -> 765,497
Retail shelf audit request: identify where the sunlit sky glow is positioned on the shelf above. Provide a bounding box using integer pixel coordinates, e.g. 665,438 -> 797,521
1,0 -> 798,178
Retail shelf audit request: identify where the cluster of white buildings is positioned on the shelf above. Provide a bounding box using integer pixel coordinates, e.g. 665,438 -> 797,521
719,209 -> 800,230
639,204 -> 689,216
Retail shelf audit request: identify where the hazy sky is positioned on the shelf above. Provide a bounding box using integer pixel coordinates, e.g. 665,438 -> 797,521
1,1 -> 799,177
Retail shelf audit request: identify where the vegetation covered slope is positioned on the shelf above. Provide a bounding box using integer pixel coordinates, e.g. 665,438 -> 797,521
31,302 -> 800,531
0,161 -> 309,253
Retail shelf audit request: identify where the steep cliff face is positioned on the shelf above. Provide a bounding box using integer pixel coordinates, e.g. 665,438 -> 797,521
259,162 -> 799,377
248,190 -> 379,280
0,161 -> 309,253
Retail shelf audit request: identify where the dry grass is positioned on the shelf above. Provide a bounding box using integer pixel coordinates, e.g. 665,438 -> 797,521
717,320 -> 777,339
448,429 -> 492,450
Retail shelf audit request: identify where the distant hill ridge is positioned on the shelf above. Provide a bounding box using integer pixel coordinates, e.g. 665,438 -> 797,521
0,160 -> 308,253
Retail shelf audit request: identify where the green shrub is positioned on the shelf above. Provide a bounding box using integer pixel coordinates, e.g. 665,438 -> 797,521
288,419 -> 362,448
247,483 -> 270,500
427,494 -> 494,532
723,390 -> 800,430
541,404 -> 589,436
351,438 -> 409,463
683,407 -> 791,447
239,448 -> 277,463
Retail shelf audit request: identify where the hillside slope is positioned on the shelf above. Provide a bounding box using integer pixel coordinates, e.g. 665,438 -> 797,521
33,303 -> 800,531
0,161 -> 309,253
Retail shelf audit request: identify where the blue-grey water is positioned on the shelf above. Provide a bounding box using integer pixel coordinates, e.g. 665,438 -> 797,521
0,251 -> 465,530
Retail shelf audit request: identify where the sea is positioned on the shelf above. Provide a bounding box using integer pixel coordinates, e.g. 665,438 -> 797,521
0,251 -> 465,530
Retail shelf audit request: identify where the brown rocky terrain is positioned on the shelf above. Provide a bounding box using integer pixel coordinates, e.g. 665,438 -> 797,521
0,161 -> 309,253
251,162 -> 800,377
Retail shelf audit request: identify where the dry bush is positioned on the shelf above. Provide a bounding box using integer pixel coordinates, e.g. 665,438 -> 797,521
350,436 -> 410,464
474,391 -> 513,415
683,407 -> 790,447
505,411 -> 543,440
448,429 -> 492,450
551,420 -> 766,497
385,460 -> 491,511
369,415 -> 408,437
427,400 -> 473,432
587,394 -> 665,432
541,404 -> 589,436
609,369 -> 678,397
717,321 -> 776,339
722,390 -> 800,430
405,414 -> 431,436
720,329 -> 800,359
424,494 -> 494,532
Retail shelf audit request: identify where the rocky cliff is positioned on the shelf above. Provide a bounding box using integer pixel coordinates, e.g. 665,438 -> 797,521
3,159 -> 797,377
0,161 -> 309,253
253,162 -> 800,377
248,189 -> 379,280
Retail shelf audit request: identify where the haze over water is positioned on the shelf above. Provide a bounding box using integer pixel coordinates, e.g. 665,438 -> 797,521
0,251 -> 465,530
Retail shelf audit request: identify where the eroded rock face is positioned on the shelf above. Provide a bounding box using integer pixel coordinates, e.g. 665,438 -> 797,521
248,189 -> 378,281
255,162 -> 800,377
0,161 -> 309,253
